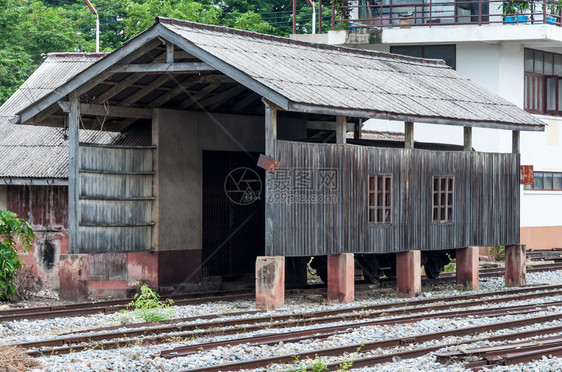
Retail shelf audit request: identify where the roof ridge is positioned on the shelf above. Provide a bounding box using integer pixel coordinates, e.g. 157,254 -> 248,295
46,52 -> 108,59
155,17 -> 446,67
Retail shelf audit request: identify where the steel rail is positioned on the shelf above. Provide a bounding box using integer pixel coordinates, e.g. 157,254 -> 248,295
21,294 -> 562,356
62,285 -> 562,339
2,263 -> 561,323
179,313 -> 562,372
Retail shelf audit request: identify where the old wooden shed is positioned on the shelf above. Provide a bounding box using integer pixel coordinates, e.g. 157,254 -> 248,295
10,18 -> 544,300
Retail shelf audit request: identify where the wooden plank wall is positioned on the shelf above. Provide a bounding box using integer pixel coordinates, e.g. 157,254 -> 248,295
78,144 -> 154,253
269,140 -> 520,256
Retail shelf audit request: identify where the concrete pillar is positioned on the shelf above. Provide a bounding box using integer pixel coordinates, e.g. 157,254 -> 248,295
396,250 -> 421,297
505,244 -> 526,287
59,254 -> 89,301
456,246 -> 479,290
256,256 -> 285,310
327,253 -> 354,304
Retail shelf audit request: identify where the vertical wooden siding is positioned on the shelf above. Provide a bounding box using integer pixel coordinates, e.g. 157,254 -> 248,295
269,141 -> 520,256
78,144 -> 154,253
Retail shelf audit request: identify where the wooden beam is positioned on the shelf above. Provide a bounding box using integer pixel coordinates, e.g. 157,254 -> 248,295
287,102 -> 545,132
306,121 -> 354,131
18,30 -> 162,124
195,85 -> 246,111
159,25 -> 290,110
354,119 -> 362,140
336,116 -> 346,144
93,74 -> 145,104
464,126 -> 472,151
405,121 -> 414,149
178,83 -> 221,109
166,41 -> 174,63
106,62 -> 215,74
120,75 -> 170,106
68,91 -> 80,254
233,92 -> 260,112
512,130 -> 520,154
150,78 -> 200,108
59,101 -> 152,119
264,99 -> 277,255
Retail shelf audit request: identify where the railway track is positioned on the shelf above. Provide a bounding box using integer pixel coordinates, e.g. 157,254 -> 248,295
2,262 -> 562,323
9,284 -> 562,358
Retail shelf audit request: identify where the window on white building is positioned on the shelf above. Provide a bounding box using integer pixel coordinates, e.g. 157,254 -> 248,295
524,172 -> 562,190
390,45 -> 456,69
524,48 -> 562,115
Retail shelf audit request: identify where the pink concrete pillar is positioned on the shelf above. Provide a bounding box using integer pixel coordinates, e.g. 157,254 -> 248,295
396,250 -> 421,297
327,253 -> 354,304
456,246 -> 479,290
59,254 -> 89,301
256,256 -> 285,310
505,244 -> 526,287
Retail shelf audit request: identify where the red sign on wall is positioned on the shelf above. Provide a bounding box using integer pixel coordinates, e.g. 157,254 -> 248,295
521,165 -> 534,185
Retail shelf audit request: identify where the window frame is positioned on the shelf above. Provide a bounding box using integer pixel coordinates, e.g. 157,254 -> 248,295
367,174 -> 393,225
525,171 -> 562,191
432,175 -> 454,223
524,48 -> 562,115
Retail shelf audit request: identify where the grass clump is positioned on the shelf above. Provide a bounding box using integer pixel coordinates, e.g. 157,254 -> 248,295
0,346 -> 41,372
127,283 -> 174,323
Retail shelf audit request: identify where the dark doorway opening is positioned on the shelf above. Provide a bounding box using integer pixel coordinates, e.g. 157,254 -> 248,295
202,151 -> 265,280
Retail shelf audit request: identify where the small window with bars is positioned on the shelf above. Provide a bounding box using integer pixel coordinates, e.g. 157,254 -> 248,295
368,175 -> 392,224
433,176 -> 454,222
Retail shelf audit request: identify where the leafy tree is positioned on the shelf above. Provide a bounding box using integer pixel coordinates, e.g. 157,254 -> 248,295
0,210 -> 35,301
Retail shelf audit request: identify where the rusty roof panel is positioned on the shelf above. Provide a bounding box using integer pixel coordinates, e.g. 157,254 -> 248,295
159,19 -> 544,129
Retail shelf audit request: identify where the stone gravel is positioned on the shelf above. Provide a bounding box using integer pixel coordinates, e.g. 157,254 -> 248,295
1,268 -> 561,371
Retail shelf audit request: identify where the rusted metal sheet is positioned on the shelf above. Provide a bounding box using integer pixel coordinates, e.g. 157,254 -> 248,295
269,141 -> 519,256
521,165 -> 534,185
7,185 -> 68,230
159,19 -> 544,131
78,144 -> 154,253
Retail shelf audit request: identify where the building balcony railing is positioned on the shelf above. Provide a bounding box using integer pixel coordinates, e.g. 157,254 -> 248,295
332,0 -> 562,29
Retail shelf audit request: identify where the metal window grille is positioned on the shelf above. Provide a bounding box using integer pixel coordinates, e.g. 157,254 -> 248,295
432,176 -> 454,222
368,175 -> 392,224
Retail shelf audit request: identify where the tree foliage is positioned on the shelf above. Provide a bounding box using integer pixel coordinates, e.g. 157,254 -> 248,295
0,210 -> 35,301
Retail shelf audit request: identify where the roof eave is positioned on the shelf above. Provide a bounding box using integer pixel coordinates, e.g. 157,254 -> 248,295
288,102 -> 545,132
16,25 -> 162,125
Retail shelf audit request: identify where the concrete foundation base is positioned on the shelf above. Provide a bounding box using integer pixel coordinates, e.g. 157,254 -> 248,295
327,253 -> 354,304
505,244 -> 526,287
256,256 -> 285,310
456,246 -> 479,290
396,250 -> 421,297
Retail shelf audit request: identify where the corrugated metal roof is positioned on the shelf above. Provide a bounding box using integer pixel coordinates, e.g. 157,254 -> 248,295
157,18 -> 544,130
0,53 -> 149,180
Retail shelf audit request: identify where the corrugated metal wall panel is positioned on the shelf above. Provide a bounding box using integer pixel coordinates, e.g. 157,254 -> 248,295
271,141 -> 519,256
78,145 -> 154,253
80,226 -> 152,253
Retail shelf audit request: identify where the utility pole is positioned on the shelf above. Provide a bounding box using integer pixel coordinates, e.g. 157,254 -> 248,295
83,0 -> 99,53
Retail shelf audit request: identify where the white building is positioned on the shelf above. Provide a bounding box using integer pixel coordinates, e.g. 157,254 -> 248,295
293,4 -> 562,250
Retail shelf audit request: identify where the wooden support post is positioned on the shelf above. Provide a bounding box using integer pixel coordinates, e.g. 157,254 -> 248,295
336,116 -> 346,144
512,130 -> 520,154
405,121 -> 414,149
464,127 -> 472,151
354,120 -> 362,140
264,100 -> 277,255
68,91 -> 80,254
166,41 -> 174,63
